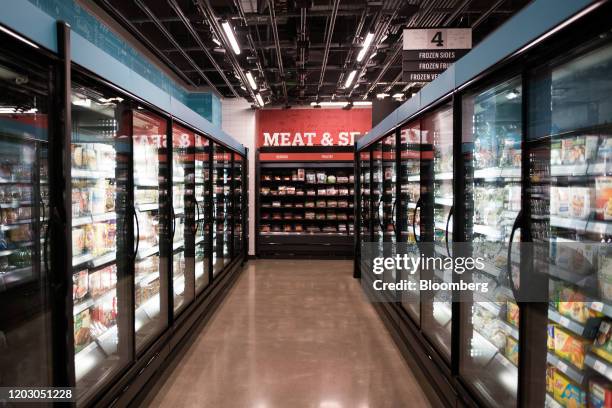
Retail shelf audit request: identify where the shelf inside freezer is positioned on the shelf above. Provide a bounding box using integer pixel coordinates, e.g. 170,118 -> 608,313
434,197 -> 453,206
137,245 -> 159,260
498,320 -> 519,339
173,241 -> 184,251
549,215 -> 612,235
135,293 -> 161,332
134,178 -> 159,187
137,203 -> 158,212
546,393 -> 564,408
473,167 -> 521,179
473,224 -> 504,239
547,352 -> 585,385
0,201 -> 32,209
71,168 -> 115,179
0,266 -> 34,288
72,251 -> 116,268
73,212 -> 117,227
435,172 -> 453,180
584,353 -> 612,382
74,324 -> 118,383
548,309 -> 590,338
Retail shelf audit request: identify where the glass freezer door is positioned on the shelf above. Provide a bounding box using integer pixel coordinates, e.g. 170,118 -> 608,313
359,151 -> 371,275
421,104 -> 453,362
194,134 -> 210,294
459,77 -> 522,407
233,153 -> 243,259
372,141 -> 384,246
399,120 -> 422,321
132,110 -> 169,352
529,39 -> 612,408
171,124 -> 195,314
0,48 -> 52,388
71,83 -> 130,401
213,144 -> 231,275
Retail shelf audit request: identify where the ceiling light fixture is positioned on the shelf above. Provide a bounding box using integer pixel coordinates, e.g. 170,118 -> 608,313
221,21 -> 241,55
310,101 -> 350,107
376,93 -> 390,99
356,32 -> 375,62
256,93 -> 265,106
0,25 -> 39,49
369,52 -> 377,60
506,90 -> 520,100
393,93 -> 404,99
212,37 -> 221,46
344,70 -> 357,88
353,101 -> 372,106
246,71 -> 258,90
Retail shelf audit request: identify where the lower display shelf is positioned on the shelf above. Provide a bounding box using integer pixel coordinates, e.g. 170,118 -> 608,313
74,324 -> 118,382
135,293 -> 161,333
547,352 -> 585,385
584,353 -> 612,382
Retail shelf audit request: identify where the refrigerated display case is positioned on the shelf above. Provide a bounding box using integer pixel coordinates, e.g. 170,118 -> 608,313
422,104 -> 454,361
194,134 -> 211,293
132,110 -> 169,352
459,77 -> 523,407
0,44 -> 52,388
70,82 -> 130,402
213,144 -> 232,274
171,124 -> 195,315
529,38 -> 612,408
399,120 -> 422,320
358,151 -> 371,274
233,153 -> 243,258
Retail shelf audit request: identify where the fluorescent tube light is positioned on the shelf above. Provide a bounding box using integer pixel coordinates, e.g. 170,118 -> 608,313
212,37 -> 221,46
393,93 -> 404,99
356,32 -> 375,62
344,70 -> 357,88
246,71 -> 257,90
369,52 -> 377,60
376,93 -> 390,99
0,107 -> 38,114
353,101 -> 372,106
311,101 -> 350,107
0,25 -> 39,49
221,21 -> 241,55
256,94 -> 264,106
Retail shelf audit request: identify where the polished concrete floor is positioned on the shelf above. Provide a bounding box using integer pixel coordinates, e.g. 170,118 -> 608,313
147,260 -> 432,408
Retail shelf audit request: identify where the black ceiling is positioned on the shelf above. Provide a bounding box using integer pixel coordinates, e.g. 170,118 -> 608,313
95,0 -> 532,106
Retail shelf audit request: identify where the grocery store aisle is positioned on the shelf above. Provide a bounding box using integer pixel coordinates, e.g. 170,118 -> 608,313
146,260 -> 431,408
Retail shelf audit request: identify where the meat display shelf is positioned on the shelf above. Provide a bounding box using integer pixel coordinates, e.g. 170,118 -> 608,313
73,251 -> 116,268
473,167 -> 521,179
73,288 -> 116,316
72,168 -> 116,179
73,212 -> 117,227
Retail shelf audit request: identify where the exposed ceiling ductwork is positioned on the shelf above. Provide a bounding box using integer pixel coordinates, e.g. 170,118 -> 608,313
93,0 -> 531,106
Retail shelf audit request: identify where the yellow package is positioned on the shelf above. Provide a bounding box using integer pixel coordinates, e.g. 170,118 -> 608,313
553,371 -> 586,408
505,336 -> 519,366
546,365 -> 555,394
507,301 -> 519,327
554,327 -> 589,370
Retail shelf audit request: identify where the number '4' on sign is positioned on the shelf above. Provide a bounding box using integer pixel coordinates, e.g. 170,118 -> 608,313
431,31 -> 444,47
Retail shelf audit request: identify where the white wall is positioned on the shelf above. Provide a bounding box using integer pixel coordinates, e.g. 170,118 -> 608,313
221,99 -> 257,256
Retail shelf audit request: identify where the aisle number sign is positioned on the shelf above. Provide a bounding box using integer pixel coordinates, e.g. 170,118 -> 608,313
403,28 -> 471,83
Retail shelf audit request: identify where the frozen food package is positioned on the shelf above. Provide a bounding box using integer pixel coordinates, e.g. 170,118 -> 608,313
562,136 -> 586,165
596,177 -> 612,221
72,228 -> 85,256
546,365 -> 556,394
317,172 -> 327,183
553,370 -> 586,408
593,320 -> 612,363
73,270 -> 89,300
550,186 -> 559,216
569,186 -> 593,219
506,301 -> 519,327
589,379 -> 612,408
306,172 -> 316,184
554,327 -> 589,369
505,336 -> 519,365
297,168 -> 305,181
548,324 -> 556,350
557,187 -> 570,217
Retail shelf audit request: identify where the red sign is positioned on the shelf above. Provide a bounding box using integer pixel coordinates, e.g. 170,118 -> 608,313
256,108 -> 371,147
259,152 -> 354,162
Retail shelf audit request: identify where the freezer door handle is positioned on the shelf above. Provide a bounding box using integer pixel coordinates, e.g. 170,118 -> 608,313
507,210 -> 523,301
194,197 -> 200,234
133,205 -> 140,260
171,206 -> 176,239
412,197 -> 422,242
445,206 -> 453,258
391,199 -> 397,234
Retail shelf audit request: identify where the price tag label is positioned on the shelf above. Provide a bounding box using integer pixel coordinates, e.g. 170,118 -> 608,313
557,360 -> 568,373
591,302 -> 604,312
559,316 -> 570,327
593,359 -> 606,373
